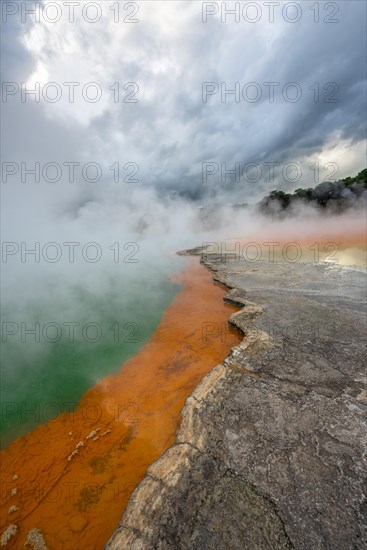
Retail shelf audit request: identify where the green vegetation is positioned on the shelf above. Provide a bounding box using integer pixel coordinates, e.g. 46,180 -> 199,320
259,169 -> 367,216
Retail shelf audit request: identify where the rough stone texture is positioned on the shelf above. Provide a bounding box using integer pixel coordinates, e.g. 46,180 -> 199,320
107,249 -> 367,550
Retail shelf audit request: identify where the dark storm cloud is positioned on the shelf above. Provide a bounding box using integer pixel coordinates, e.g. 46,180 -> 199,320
185,0 -> 366,199
1,0 -> 366,209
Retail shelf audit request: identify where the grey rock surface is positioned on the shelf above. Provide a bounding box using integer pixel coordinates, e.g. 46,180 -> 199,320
107,249 -> 367,550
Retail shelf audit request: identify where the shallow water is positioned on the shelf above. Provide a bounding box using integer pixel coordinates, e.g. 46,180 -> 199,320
217,238 -> 367,267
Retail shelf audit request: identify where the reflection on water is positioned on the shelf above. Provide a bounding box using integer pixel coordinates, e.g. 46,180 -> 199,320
331,245 -> 367,267
213,239 -> 367,268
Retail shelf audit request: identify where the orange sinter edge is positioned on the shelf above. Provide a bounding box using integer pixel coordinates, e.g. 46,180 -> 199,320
0,257 -> 242,550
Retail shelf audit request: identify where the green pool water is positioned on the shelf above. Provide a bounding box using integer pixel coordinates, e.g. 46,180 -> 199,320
1,266 -> 182,448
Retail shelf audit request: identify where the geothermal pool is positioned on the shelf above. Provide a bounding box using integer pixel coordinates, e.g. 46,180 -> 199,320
0,258 -> 242,549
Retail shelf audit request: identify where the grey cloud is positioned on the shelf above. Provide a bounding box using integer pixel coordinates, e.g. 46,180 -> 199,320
1,0 -> 366,208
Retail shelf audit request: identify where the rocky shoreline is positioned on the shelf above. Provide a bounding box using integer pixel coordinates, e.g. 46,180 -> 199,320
106,248 -> 367,549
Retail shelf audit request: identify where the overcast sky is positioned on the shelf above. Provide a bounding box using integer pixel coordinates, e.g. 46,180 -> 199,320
1,0 -> 366,230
